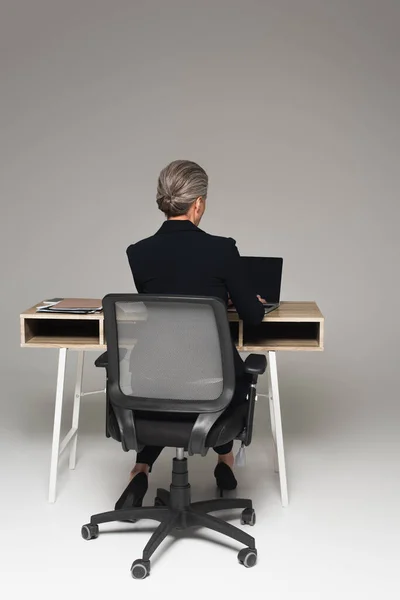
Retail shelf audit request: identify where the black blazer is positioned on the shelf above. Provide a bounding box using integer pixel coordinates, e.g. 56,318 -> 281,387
126,220 -> 264,379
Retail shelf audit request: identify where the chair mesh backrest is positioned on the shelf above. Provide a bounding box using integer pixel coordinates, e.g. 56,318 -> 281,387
115,300 -> 224,401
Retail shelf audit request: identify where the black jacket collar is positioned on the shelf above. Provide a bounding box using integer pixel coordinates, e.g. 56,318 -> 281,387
156,220 -> 203,235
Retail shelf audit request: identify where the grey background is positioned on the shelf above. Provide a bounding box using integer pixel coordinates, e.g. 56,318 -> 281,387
1,1 -> 399,473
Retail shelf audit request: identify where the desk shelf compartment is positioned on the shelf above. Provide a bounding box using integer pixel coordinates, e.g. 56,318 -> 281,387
241,321 -> 323,351
21,316 -> 104,349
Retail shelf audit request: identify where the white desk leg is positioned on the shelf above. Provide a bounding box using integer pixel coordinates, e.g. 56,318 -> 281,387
49,348 -> 67,503
69,350 -> 85,470
267,366 -> 279,474
268,351 -> 289,507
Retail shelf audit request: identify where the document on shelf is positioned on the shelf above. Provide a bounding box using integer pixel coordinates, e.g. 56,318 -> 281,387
36,298 -> 102,314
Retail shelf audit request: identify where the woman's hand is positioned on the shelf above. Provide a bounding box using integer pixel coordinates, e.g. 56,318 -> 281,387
228,294 -> 267,307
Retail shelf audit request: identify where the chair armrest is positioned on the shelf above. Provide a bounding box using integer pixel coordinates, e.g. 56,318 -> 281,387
95,349 -> 128,369
241,356 -> 266,447
244,354 -> 267,376
95,352 -> 108,368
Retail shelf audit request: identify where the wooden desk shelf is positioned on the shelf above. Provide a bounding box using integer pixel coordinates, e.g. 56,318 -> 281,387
20,304 -> 105,350
228,301 -> 324,351
21,301 -> 323,352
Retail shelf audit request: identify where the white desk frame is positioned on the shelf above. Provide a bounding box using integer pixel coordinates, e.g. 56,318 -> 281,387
20,301 -> 324,506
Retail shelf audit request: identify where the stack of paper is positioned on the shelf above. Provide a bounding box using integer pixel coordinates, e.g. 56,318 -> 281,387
36,299 -> 102,314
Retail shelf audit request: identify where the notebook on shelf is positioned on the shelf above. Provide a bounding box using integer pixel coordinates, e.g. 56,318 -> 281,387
36,298 -> 102,314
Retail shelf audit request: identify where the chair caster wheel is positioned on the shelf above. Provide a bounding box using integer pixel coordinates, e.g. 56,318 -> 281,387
154,497 -> 166,507
238,548 -> 257,568
131,559 -> 150,579
241,508 -> 256,526
81,524 -> 99,540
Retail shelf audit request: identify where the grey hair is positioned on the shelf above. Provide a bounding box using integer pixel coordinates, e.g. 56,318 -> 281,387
156,160 -> 208,218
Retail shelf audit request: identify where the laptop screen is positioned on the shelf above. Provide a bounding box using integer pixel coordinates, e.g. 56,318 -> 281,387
241,257 -> 283,304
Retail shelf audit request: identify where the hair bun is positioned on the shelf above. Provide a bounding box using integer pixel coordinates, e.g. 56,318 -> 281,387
157,195 -> 173,212
156,160 -> 208,218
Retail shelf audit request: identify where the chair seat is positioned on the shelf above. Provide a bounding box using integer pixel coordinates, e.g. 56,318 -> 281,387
134,402 -> 247,450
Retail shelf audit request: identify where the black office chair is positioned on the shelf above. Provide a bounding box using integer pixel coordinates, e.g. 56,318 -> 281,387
81,294 -> 266,579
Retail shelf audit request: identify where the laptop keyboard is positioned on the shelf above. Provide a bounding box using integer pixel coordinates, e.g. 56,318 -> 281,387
264,304 -> 278,313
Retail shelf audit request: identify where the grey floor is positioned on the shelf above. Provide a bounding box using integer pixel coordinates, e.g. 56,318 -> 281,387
1,352 -> 399,599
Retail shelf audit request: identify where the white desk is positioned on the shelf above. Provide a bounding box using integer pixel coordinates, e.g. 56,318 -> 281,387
20,300 -> 324,505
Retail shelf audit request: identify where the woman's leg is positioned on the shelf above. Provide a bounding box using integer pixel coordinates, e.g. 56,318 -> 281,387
130,446 -> 164,480
115,446 -> 164,510
213,441 -> 234,467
